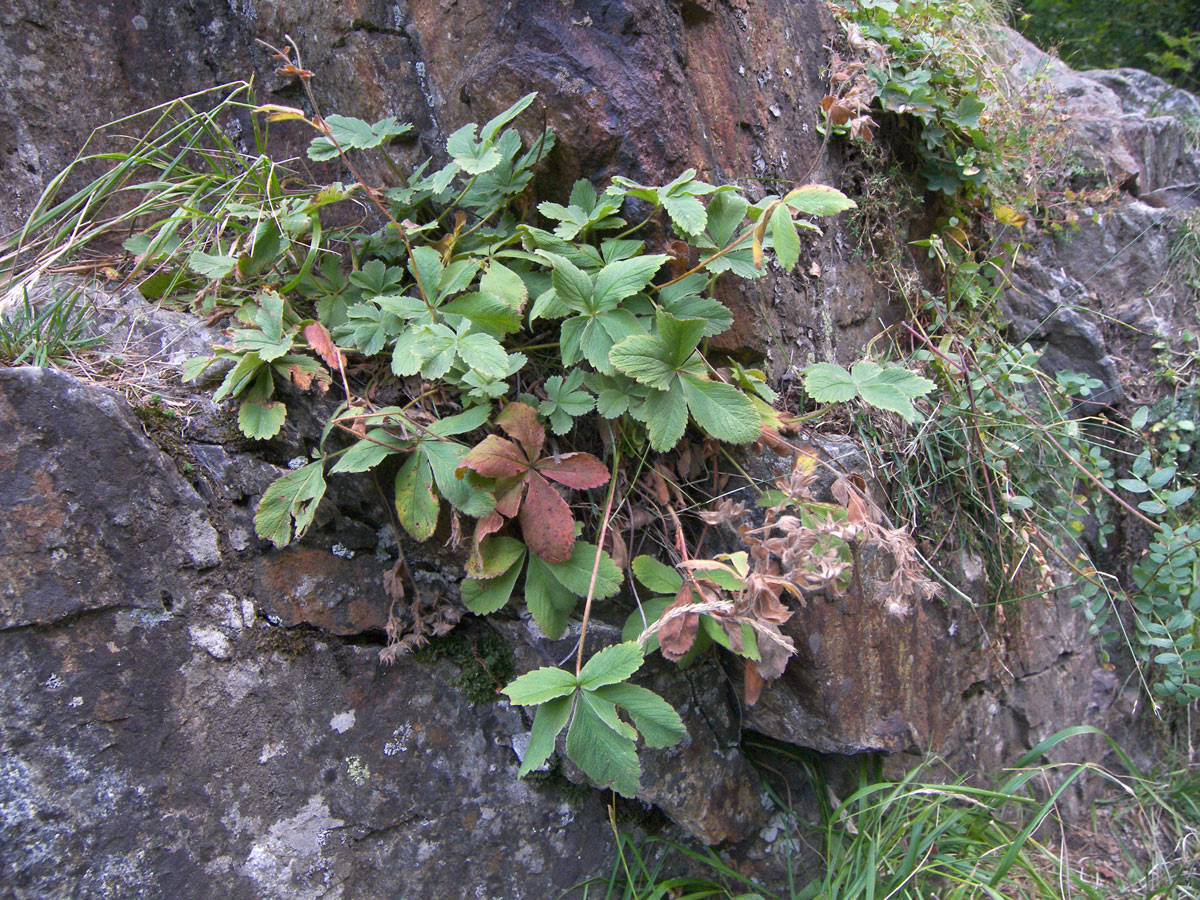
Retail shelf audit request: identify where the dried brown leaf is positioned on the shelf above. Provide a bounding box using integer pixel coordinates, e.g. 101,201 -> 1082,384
658,584 -> 700,662
303,321 -> 344,371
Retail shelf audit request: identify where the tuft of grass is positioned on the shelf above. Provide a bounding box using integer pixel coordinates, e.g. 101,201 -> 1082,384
588,727 -> 1128,900
0,81 -> 291,315
0,286 -> 101,367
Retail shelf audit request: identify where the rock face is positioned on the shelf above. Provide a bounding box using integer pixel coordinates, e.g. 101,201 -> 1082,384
1,3 -> 1195,898
996,34 -> 1200,405
0,367 -> 221,629
0,366 -> 619,900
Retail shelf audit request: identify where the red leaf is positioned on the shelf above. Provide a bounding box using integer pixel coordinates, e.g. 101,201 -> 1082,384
658,584 -> 699,662
495,402 -> 545,461
303,322 -> 344,371
537,452 -> 610,490
519,472 -> 576,563
470,511 -> 505,572
458,435 -> 529,479
495,479 -> 526,519
744,661 -> 765,706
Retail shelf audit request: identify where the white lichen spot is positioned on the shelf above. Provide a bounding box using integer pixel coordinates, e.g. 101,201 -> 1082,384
330,543 -> 354,559
346,756 -> 370,785
287,456 -> 307,470
415,840 -> 434,863
69,696 -> 83,708
329,710 -> 356,734
131,14 -> 148,30
383,723 -> 413,756
188,625 -> 232,661
43,674 -> 64,692
242,796 -> 344,900
242,598 -> 257,628
259,742 -> 286,764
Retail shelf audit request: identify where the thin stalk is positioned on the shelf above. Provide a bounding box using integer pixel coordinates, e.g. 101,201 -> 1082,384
612,203 -> 661,240
576,447 -> 622,675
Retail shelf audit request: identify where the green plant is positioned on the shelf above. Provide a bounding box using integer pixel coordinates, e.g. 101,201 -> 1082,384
3,40 -> 935,799
0,286 -> 101,366
591,727 -> 1114,900
827,0 -> 1004,196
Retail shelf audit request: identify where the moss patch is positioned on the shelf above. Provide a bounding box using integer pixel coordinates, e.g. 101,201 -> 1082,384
414,623 -> 515,705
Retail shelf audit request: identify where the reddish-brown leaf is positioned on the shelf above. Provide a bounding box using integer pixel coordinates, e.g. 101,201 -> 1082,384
607,528 -> 629,572
519,472 -> 576,563
458,435 -> 529,480
658,584 -> 699,662
744,661 -> 765,706
537,452 -> 610,490
470,511 -> 505,572
831,473 -> 879,525
287,364 -> 315,390
494,480 -> 526,519
495,402 -> 545,461
303,322 -> 344,371
753,623 -> 793,681
665,239 -> 693,278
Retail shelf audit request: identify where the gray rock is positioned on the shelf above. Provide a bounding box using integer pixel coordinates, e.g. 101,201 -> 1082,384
0,611 -> 616,900
0,367 -> 221,629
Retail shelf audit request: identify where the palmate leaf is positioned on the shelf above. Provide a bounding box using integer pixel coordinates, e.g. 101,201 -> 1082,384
254,461 -> 327,549
608,335 -> 677,390
663,193 -> 707,236
308,115 -> 411,159
329,429 -> 410,474
469,535 -> 527,580
803,360 -> 935,422
238,399 -> 286,440
566,693 -> 640,798
591,255 -> 669,308
577,641 -> 644,690
632,555 -> 683,595
537,539 -> 623,600
679,374 -> 762,444
460,553 -> 525,614
503,666 -> 577,706
522,540 -> 622,638
524,554 -> 580,639
480,261 -> 528,311
770,203 -> 800,272
519,695 -> 572,776
803,363 -> 859,402
539,371 -> 594,435
422,441 -> 495,518
644,386 -> 688,452
784,184 -> 857,217
592,683 -> 685,748
187,250 -> 238,279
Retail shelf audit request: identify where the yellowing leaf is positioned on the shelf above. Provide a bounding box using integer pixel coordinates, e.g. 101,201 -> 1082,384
993,205 -> 1029,228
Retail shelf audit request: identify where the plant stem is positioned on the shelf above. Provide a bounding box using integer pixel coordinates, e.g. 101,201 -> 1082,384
576,447 -> 622,675
613,203 -> 661,240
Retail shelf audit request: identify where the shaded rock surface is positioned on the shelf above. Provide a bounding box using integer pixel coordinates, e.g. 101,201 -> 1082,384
0,365 -> 621,900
